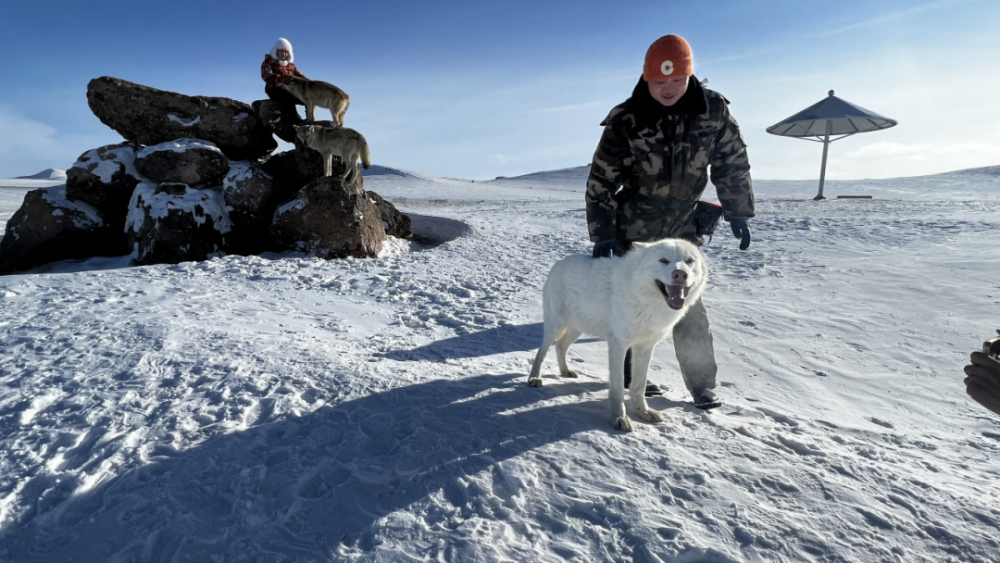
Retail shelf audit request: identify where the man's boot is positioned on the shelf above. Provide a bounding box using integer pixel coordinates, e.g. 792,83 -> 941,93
674,298 -> 723,409
691,388 -> 722,410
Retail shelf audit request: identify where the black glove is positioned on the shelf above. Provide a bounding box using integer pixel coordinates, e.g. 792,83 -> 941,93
592,240 -> 622,258
729,216 -> 751,250
965,330 -> 1000,416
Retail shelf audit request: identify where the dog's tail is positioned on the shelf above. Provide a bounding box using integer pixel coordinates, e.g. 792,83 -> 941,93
360,135 -> 371,170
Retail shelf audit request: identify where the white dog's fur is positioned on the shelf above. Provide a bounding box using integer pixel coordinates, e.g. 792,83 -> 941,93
527,238 -> 709,431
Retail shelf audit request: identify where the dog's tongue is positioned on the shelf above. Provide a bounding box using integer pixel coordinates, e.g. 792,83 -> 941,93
666,284 -> 685,309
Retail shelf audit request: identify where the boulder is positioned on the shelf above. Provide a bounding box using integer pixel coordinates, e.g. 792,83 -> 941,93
134,139 -> 230,186
65,142 -> 143,231
0,185 -> 124,275
261,145 -> 326,206
222,161 -> 277,254
270,176 -> 384,259
252,99 -> 301,143
87,76 -> 277,161
366,191 -> 411,239
126,182 -> 232,266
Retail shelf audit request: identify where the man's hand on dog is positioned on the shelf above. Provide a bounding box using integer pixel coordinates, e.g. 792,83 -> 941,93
965,329 -> 1000,417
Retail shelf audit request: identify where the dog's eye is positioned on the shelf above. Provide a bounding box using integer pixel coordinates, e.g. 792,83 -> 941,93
685,258 -> 695,265
659,258 -> 670,265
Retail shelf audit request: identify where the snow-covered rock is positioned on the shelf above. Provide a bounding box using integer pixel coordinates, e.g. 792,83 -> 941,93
65,142 -> 143,230
222,161 -> 277,254
134,139 -> 230,187
367,190 -> 411,239
270,176 -> 384,259
0,185 -> 123,274
126,182 -> 232,265
86,76 -> 277,161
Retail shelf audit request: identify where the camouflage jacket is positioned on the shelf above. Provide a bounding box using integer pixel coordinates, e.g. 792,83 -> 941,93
585,77 -> 755,245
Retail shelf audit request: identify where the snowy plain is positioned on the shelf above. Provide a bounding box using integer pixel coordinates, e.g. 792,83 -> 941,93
0,164 -> 998,562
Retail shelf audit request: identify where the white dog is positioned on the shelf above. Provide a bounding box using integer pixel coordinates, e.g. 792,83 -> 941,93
527,238 -> 709,431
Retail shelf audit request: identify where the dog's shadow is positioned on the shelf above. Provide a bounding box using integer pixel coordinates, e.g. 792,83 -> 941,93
378,322 -> 599,361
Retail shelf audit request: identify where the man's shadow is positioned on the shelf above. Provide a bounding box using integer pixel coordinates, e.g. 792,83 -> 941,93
379,323 -> 599,361
0,372 -> 645,562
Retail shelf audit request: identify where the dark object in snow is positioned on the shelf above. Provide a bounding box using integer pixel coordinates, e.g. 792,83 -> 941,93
134,139 -> 230,187
222,161 -> 279,255
252,98 -> 301,143
692,201 -> 724,242
692,388 -> 722,410
87,76 -> 277,161
366,191 -> 411,239
270,175 -> 384,259
0,186 -> 124,275
126,183 -> 232,266
261,133 -> 331,205
964,330 -> 1000,417
836,195 -> 873,199
65,142 -> 143,233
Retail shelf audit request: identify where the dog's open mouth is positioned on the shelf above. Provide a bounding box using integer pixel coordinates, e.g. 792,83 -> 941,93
656,280 -> 689,310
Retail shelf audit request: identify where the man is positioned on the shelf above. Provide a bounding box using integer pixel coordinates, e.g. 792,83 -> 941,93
586,34 -> 755,409
260,38 -> 308,116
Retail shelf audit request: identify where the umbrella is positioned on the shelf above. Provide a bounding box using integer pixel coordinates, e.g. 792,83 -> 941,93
767,90 -> 898,200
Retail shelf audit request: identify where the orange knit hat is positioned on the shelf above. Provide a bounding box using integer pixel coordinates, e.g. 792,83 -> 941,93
643,34 -> 693,81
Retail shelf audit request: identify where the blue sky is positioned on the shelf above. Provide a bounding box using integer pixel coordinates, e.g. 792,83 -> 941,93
1,0 -> 998,180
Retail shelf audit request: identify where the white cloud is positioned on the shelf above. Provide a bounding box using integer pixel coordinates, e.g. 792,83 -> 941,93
0,105 -> 111,179
492,154 -> 520,165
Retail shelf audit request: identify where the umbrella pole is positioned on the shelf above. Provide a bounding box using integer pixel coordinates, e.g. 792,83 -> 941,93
815,119 -> 833,201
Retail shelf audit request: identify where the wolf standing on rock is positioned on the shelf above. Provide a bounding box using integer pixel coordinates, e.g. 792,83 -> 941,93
586,34 -> 756,410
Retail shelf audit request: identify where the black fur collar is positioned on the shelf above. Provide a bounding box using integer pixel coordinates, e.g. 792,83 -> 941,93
626,75 -> 708,124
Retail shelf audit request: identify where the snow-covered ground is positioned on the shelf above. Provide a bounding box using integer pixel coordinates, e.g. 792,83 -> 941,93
0,165 -> 998,562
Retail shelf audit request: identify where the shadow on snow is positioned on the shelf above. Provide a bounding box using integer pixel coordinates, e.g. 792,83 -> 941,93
378,323 -> 599,362
0,372 -> 640,562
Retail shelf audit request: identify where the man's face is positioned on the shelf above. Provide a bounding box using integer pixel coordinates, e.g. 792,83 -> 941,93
276,49 -> 290,61
648,76 -> 690,107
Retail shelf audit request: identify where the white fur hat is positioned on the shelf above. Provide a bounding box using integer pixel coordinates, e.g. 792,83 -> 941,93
269,38 -> 294,63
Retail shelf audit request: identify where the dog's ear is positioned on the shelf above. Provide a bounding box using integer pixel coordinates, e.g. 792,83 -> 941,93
632,241 -> 651,249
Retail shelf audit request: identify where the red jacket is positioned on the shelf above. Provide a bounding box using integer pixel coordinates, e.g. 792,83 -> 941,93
261,55 -> 307,91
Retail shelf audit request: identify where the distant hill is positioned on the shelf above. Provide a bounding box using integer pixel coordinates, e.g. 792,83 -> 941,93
364,165 -> 422,178
927,164 -> 1000,177
15,168 -> 67,180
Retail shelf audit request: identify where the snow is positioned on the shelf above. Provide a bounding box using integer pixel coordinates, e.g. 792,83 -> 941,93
136,138 -> 224,158
70,144 -> 140,184
167,114 -> 203,127
40,184 -> 103,229
224,160 -> 272,190
0,166 -> 998,562
125,182 -> 232,238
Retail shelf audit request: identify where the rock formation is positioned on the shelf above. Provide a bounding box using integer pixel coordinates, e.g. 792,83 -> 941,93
0,76 -> 411,275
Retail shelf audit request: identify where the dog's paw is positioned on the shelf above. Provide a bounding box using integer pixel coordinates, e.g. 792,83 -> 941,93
636,408 -> 664,423
612,416 -> 635,432
560,370 -> 580,379
527,377 -> 543,388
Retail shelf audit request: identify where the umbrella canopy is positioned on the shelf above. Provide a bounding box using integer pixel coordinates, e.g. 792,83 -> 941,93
766,91 -> 898,199
767,91 -> 898,138
767,90 -> 897,137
